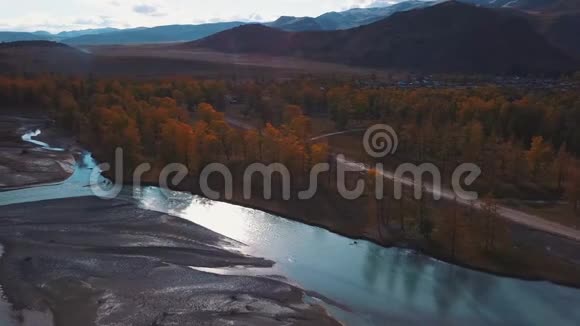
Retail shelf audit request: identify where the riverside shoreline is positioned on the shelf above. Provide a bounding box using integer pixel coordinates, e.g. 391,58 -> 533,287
0,115 -> 342,325
131,176 -> 580,289
2,113 -> 580,325
12,112 -> 579,289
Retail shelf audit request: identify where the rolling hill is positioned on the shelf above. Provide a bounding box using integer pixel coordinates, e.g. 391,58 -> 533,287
0,40 -> 299,77
0,41 -> 91,73
190,1 -> 577,74
531,13 -> 580,58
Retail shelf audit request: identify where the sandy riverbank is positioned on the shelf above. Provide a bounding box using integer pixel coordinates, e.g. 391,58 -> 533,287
0,114 -> 341,325
0,197 -> 340,326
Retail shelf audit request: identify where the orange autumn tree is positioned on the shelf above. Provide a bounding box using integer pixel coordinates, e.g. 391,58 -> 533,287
196,102 -> 223,124
90,106 -> 142,172
242,129 -> 262,162
187,121 -> 219,174
566,166 -> 580,214
195,102 -> 237,161
527,136 -> 554,183
310,143 -> 329,167
262,123 -> 283,163
159,119 -> 193,165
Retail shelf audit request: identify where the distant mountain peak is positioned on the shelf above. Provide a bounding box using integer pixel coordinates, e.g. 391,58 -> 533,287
274,16 -> 302,23
268,16 -> 323,31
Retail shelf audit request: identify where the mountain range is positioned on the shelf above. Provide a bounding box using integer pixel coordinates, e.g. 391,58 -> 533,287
1,0 -> 578,45
0,32 -> 49,42
267,0 -> 432,31
0,28 -> 123,43
189,1 -> 577,74
62,23 -> 245,45
0,0 -> 578,75
0,23 -> 244,45
0,1 -> 432,44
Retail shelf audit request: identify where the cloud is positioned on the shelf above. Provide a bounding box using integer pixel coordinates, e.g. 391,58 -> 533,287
205,13 -> 266,24
367,0 -> 399,7
73,16 -> 116,27
342,0 -> 398,9
247,13 -> 265,21
133,3 -> 166,17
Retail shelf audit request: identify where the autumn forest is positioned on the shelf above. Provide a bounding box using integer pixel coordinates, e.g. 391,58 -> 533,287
1,75 -> 579,202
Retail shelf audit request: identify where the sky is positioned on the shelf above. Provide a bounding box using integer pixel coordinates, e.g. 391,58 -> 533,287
0,0 -> 409,33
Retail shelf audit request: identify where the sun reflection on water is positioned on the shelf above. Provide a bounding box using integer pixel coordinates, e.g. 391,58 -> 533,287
135,186 -> 270,251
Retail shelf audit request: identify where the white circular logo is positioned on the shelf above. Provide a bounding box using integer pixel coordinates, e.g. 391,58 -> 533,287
363,124 -> 398,158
